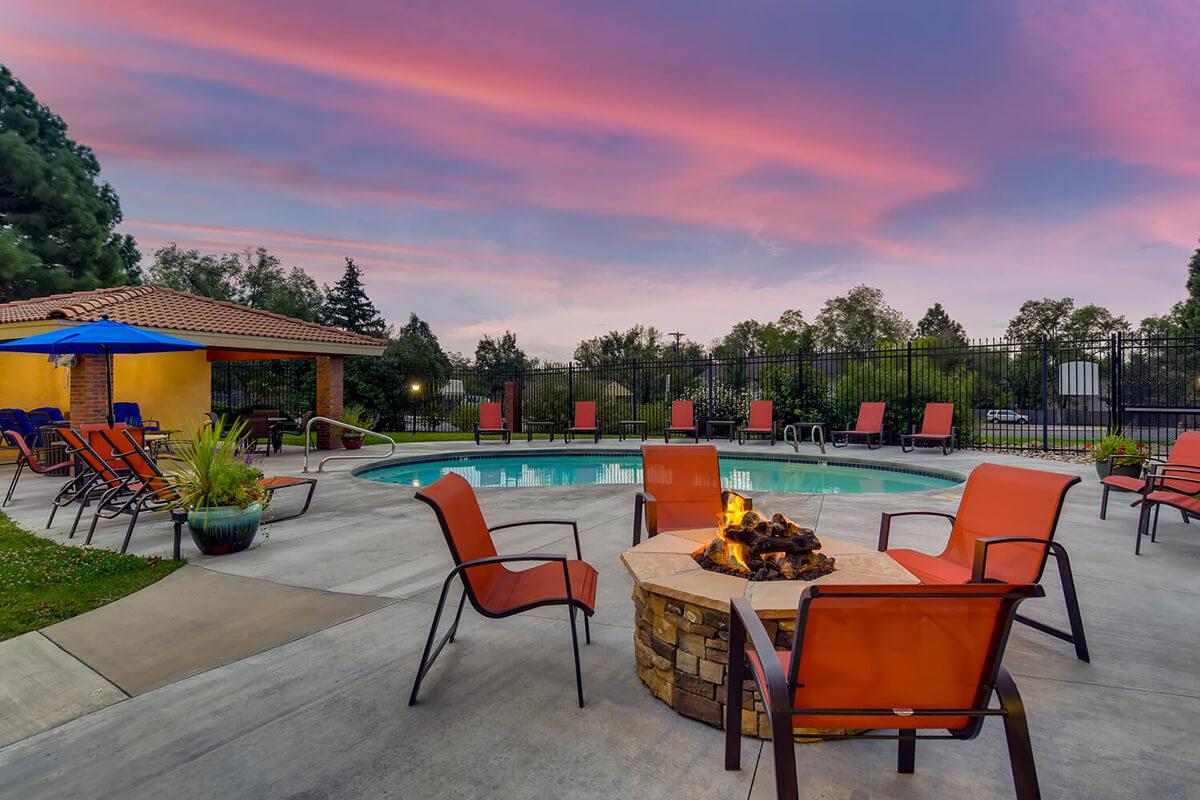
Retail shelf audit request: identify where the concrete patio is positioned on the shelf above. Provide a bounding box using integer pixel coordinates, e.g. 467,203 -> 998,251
0,439 -> 1196,799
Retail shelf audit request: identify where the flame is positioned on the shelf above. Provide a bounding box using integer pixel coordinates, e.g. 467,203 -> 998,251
718,494 -> 752,573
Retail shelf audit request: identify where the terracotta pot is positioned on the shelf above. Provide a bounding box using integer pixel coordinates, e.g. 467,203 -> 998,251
341,435 -> 364,450
187,502 -> 262,555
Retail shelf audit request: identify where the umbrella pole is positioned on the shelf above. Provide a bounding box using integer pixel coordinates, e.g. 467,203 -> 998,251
105,350 -> 115,427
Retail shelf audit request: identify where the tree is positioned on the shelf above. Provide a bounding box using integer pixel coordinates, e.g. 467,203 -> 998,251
147,243 -> 241,301
574,325 -> 666,366
272,267 -> 324,323
1062,304 -> 1129,340
915,303 -> 968,346
0,65 -> 140,301
812,285 -> 913,351
713,310 -> 814,359
323,257 -> 387,336
475,331 -> 526,376
1005,297 -> 1128,341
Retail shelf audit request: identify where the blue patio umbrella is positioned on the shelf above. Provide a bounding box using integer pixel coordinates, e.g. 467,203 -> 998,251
0,315 -> 204,426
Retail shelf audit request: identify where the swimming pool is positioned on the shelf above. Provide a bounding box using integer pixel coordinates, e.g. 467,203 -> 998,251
356,451 -> 962,494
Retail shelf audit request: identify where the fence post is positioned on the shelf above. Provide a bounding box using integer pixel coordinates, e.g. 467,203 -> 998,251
632,359 -> 639,422
706,355 -> 714,427
796,350 -> 804,421
567,363 -> 574,416
1040,337 -> 1050,451
905,340 -> 914,438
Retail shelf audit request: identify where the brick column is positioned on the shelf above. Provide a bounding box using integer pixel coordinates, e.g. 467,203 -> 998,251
315,356 -> 344,450
69,354 -> 111,426
503,380 -> 522,434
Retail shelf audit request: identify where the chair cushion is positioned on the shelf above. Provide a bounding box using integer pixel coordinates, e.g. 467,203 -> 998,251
1146,490 -> 1200,515
884,549 -> 972,585
477,559 -> 598,616
1101,474 -> 1145,492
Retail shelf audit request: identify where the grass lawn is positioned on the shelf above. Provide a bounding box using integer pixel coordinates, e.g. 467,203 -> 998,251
0,511 -> 183,641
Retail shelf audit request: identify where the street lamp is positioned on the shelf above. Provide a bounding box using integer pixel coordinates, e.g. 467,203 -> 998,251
409,381 -> 422,432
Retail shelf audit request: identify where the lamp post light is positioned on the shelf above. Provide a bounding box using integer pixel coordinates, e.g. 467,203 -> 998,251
409,381 -> 422,432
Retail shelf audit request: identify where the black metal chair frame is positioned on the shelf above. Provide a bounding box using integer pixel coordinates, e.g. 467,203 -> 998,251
725,583 -> 1044,800
409,499 -> 594,708
84,428 -> 182,553
633,488 -> 749,546
664,425 -> 699,443
1133,470 -> 1200,554
475,421 -> 511,445
2,430 -> 72,507
47,432 -> 140,540
831,426 -> 883,449
563,425 -> 600,444
899,424 -> 957,455
878,496 -> 1089,662
736,423 -> 776,446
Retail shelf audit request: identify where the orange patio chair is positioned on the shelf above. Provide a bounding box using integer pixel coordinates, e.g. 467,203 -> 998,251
878,462 -> 1087,661
634,444 -> 749,545
80,422 -> 144,471
411,473 -> 598,707
52,427 -> 141,540
831,401 -> 885,449
1,429 -> 73,507
1130,467 -> 1200,554
664,399 -> 698,443
474,402 -> 510,445
725,582 -> 1045,800
900,402 -> 956,455
564,400 -> 600,443
1099,431 -> 1200,521
737,399 -> 775,445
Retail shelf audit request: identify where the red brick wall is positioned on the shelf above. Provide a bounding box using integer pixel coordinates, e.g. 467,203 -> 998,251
315,355 -> 344,450
69,354 -> 111,425
503,380 -> 522,433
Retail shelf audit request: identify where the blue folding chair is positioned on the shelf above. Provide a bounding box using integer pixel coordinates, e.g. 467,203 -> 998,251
112,402 -> 160,432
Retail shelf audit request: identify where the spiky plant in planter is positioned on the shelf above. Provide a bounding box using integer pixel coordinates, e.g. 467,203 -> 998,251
338,404 -> 377,450
1087,433 -> 1148,482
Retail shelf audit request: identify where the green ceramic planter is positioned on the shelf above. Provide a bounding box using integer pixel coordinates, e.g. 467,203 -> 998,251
187,502 -> 262,555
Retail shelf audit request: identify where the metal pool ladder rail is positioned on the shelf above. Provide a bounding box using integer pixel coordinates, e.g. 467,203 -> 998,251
303,416 -> 396,473
783,423 -> 826,454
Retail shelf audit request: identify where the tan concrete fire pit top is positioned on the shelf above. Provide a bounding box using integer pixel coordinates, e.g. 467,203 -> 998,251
621,527 -> 919,619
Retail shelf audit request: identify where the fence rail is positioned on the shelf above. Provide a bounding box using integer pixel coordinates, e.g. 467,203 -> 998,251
211,334 -> 1200,456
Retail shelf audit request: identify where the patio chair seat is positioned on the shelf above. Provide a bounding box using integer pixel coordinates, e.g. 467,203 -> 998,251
884,548 -> 972,585
1144,490 -> 1200,515
1100,474 -> 1145,493
476,559 -> 598,616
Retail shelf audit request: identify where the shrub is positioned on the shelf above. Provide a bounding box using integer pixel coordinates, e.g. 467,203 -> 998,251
449,402 -> 480,432
1087,433 -> 1147,466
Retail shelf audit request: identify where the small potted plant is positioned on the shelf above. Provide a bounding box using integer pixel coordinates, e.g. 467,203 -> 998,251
1088,433 -> 1147,482
171,417 -> 269,555
339,404 -> 376,450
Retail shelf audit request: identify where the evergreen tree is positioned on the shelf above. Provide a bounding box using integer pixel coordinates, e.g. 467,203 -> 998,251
323,257 -> 387,336
916,303 -> 968,345
0,65 -> 140,301
1178,241 -> 1200,332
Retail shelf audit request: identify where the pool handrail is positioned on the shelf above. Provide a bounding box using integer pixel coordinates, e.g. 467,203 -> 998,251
303,415 -> 396,473
783,423 -> 826,454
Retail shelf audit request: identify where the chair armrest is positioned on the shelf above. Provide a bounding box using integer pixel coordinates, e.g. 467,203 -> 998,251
1147,462 -> 1200,475
489,519 -> 582,560
877,510 -> 956,551
729,597 -> 792,722
1146,472 -> 1200,491
633,490 -> 657,545
971,536 -> 1061,582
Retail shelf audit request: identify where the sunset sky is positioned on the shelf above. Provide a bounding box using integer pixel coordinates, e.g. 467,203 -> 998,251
5,1 -> 1199,358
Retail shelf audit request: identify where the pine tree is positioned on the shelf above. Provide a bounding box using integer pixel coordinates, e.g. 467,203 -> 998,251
916,303 -> 968,345
323,258 -> 387,336
1178,241 -> 1200,332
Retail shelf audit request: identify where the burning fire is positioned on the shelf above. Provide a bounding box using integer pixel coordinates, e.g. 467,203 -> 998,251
718,493 -> 752,573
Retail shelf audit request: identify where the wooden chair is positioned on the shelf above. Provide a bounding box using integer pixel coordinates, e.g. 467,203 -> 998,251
878,462 -> 1087,660
726,582 -> 1045,800
665,400 -> 698,443
832,402 -> 885,449
474,402 -> 510,445
634,444 -> 748,545
737,400 -> 775,445
900,402 -> 956,455
411,473 -> 597,707
564,401 -> 600,443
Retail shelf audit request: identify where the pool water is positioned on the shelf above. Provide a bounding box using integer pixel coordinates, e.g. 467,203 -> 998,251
358,452 -> 959,494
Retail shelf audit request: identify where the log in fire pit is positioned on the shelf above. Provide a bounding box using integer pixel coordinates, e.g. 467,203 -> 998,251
694,495 -> 836,582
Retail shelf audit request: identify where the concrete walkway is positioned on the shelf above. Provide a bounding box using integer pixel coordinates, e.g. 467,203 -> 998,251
0,440 -> 1196,798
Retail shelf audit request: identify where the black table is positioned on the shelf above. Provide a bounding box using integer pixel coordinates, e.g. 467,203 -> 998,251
618,420 -> 647,442
525,420 -> 555,443
706,420 -> 736,441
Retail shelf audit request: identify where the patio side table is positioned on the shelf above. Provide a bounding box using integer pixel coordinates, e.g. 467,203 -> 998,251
618,420 -> 647,442
525,420 -> 555,443
705,420 -> 736,441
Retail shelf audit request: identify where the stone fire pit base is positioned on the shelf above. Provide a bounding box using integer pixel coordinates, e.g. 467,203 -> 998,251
623,528 -> 919,740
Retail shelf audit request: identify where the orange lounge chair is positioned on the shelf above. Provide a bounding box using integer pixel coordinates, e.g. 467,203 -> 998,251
878,462 -> 1087,661
564,401 -> 600,443
1099,431 -> 1200,520
725,582 -> 1045,800
411,473 -> 598,707
737,400 -> 775,445
52,427 -> 142,540
831,401 -> 885,449
664,400 -> 698,443
900,402 -> 956,455
2,429 -> 73,507
634,444 -> 748,545
474,402 -> 510,445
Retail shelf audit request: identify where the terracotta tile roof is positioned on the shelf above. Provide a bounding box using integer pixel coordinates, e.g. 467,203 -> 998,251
0,286 -> 387,349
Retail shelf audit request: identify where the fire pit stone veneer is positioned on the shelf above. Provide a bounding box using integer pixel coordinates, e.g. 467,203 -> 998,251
622,527 -> 919,740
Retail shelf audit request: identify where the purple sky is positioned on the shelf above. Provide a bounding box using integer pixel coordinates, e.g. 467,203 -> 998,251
5,1 -> 1199,358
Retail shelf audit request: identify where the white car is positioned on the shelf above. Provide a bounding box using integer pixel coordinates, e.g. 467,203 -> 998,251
987,409 -> 1030,424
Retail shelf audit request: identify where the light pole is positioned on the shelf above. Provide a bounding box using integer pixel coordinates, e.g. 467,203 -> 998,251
409,380 -> 422,432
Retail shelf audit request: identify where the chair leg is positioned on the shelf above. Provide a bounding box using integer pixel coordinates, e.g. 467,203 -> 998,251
995,669 -> 1042,800
47,502 -> 59,529
84,507 -> 104,545
770,709 -> 800,800
725,614 -> 746,771
1099,485 -> 1110,520
568,605 -> 585,708
409,573 -> 461,706
583,611 -> 591,645
1151,504 -> 1160,542
69,499 -> 89,539
1135,501 -> 1152,555
446,588 -> 467,643
3,461 -> 22,507
898,729 -> 916,774
1054,547 -> 1090,663
632,492 -> 645,546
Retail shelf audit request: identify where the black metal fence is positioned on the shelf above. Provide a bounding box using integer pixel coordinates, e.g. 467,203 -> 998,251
211,334 -> 1200,455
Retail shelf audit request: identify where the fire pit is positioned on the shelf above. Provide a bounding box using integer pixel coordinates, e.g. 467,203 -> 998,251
694,495 -> 835,582
621,507 -> 918,740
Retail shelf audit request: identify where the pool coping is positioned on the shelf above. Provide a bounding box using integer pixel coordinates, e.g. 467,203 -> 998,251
352,447 -> 967,488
